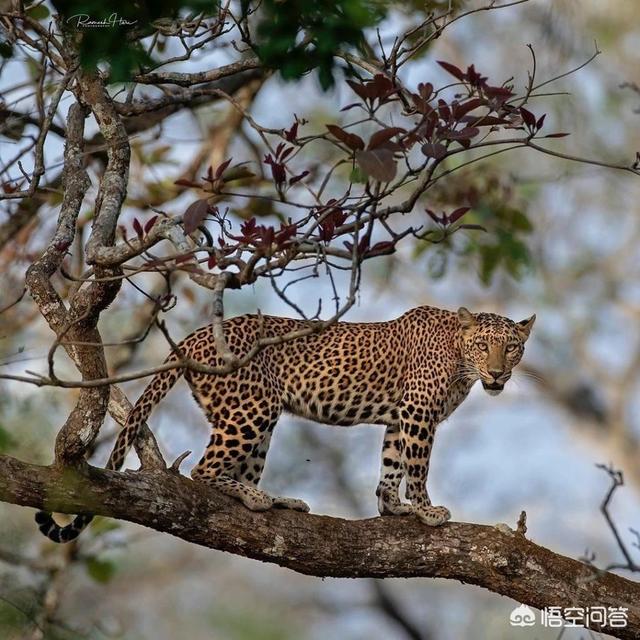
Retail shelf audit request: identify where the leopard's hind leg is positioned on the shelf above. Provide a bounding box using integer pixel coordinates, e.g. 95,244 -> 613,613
189,372 -> 308,513
232,428 -> 309,512
191,416 -> 274,510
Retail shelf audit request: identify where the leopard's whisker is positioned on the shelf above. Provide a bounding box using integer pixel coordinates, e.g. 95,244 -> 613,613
514,371 -> 546,384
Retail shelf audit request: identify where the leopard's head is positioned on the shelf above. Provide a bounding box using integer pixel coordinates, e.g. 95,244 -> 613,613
457,307 -> 535,396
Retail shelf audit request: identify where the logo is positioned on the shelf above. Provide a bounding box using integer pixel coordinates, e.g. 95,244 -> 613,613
66,13 -> 137,28
508,604 -> 628,629
509,604 -> 536,627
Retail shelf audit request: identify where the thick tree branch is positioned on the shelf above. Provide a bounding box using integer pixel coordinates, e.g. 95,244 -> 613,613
133,56 -> 261,86
0,454 -> 637,639
23,102 -> 119,465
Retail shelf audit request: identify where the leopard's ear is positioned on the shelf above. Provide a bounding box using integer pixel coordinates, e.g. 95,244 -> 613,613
457,307 -> 476,332
516,314 -> 536,340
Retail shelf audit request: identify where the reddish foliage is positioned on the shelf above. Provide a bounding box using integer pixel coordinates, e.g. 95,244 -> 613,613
356,148 -> 397,182
284,122 -> 298,142
368,127 -> 405,151
228,217 -> 298,252
132,218 -> 144,239
326,124 -> 365,151
317,201 -> 347,242
346,74 -> 398,107
183,199 -> 211,234
144,215 -> 158,234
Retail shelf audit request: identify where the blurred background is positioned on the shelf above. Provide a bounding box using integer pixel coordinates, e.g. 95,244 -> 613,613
1,0 -> 639,638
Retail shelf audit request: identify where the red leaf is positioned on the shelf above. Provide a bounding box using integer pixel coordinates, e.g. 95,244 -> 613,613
357,235 -> 370,255
452,98 -> 486,119
207,254 -> 217,269
174,178 -> 201,188
133,218 -> 143,239
289,170 -> 309,186
426,208 -> 446,224
437,60 -> 466,81
460,115 -> 509,126
280,146 -> 294,161
484,85 -> 514,99
437,99 -> 451,121
2,180 -> 23,193
326,124 -> 365,151
536,114 -> 546,130
418,82 -> 433,100
183,199 -> 210,235
340,102 -> 362,112
410,93 -> 433,115
368,127 -> 405,150
346,79 -> 370,101
421,143 -> 447,160
318,204 -> 347,242
144,215 -> 158,234
355,148 -> 397,182
371,74 -> 397,103
448,207 -> 470,224
544,132 -> 570,138
416,112 -> 438,140
366,241 -> 396,256
443,127 -> 480,141
241,217 -> 257,238
520,107 -> 537,129
275,221 -> 297,245
255,225 -> 275,249
264,154 -> 286,185
215,158 -> 232,179
284,122 -> 298,142
466,65 -> 487,88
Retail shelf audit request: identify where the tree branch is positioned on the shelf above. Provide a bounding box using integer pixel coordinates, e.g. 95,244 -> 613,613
0,455 -> 637,639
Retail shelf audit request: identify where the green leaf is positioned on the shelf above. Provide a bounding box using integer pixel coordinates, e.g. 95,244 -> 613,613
510,209 -> 533,232
0,41 -> 14,59
26,4 -> 50,20
479,245 -> 501,284
254,0 -> 386,89
349,166 -> 367,184
86,557 -> 116,583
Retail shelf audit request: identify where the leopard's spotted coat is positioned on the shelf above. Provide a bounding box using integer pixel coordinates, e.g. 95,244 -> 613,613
36,305 -> 535,542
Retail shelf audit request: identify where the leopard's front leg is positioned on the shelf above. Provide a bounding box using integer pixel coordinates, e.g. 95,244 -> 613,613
399,404 -> 451,527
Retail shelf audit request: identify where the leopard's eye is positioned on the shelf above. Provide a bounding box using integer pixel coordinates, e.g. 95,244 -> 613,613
505,343 -> 517,353
476,341 -> 488,351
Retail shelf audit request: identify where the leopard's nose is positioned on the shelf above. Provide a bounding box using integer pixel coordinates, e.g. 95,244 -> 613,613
488,369 -> 504,381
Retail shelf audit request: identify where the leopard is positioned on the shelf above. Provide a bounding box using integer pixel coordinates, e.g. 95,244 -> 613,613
35,304 -> 535,542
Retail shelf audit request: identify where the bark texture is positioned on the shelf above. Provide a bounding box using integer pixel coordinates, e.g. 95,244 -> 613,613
0,454 -> 638,639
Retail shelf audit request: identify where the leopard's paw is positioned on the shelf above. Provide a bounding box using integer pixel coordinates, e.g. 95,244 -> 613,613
413,505 -> 451,526
272,496 -> 310,512
240,490 -> 274,512
377,489 -> 413,516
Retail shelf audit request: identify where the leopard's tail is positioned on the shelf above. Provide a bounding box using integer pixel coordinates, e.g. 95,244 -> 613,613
35,359 -> 184,543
